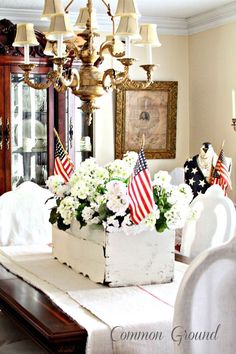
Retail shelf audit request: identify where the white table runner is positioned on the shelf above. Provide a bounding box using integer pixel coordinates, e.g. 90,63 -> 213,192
0,245 -> 188,354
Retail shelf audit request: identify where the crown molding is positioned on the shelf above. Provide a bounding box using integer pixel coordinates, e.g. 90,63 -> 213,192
1,2 -> 236,36
187,1 -> 236,35
140,16 -> 188,35
0,8 -> 189,35
0,9 -> 45,29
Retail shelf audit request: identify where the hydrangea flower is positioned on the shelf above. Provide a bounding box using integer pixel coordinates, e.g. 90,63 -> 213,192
57,196 -> 80,225
106,180 -> 129,215
46,175 -> 69,197
48,153 -> 194,234
153,170 -> 172,189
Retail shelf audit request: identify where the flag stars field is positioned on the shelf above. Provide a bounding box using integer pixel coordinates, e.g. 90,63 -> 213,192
199,179 -> 206,187
191,167 -> 198,174
189,178 -> 195,186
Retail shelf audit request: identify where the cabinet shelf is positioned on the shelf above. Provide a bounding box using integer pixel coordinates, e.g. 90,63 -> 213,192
12,149 -> 47,154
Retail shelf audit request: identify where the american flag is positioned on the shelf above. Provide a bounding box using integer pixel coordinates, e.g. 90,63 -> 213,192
54,135 -> 74,183
128,148 -> 154,224
210,149 -> 232,195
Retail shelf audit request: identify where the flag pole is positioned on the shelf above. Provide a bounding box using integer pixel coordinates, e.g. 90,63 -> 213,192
53,128 -> 67,155
141,134 -> 145,150
216,140 -> 225,159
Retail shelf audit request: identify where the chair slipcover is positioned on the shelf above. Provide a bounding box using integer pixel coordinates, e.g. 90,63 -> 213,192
169,167 -> 185,186
180,185 -> 236,258
174,236 -> 236,354
0,181 -> 53,246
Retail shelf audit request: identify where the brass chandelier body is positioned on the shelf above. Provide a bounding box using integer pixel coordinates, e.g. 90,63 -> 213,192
14,0 -> 159,124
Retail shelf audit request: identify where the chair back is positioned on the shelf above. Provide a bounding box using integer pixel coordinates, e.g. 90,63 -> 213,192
0,181 -> 53,246
180,185 -> 236,258
169,167 -> 185,186
174,236 -> 236,354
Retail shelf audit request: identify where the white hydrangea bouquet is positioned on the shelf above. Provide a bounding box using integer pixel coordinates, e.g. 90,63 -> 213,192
47,152 -> 194,235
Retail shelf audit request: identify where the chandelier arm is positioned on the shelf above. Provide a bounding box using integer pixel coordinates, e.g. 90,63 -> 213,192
19,64 -> 59,89
102,68 -> 131,92
64,0 -> 74,13
53,82 -> 68,93
140,64 -> 157,85
58,68 -> 80,89
98,40 -> 125,63
102,69 -> 115,92
102,0 -> 115,36
112,73 -> 129,87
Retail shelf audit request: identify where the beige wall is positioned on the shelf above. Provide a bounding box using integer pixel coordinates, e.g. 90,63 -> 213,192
94,35 -> 189,179
189,23 -> 236,201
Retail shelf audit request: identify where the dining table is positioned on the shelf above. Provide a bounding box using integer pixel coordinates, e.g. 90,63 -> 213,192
0,245 -> 190,354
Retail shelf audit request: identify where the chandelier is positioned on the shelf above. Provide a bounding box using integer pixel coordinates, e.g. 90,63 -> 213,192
13,0 -> 161,124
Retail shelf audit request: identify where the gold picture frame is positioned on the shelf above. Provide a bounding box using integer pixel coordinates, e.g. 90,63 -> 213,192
115,81 -> 178,159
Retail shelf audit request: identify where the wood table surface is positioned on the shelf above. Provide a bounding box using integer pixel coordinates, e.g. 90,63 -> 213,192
0,265 -> 87,353
0,253 -> 190,353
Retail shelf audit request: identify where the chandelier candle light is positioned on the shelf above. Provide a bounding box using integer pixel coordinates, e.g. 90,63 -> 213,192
13,0 -> 162,124
232,89 -> 236,131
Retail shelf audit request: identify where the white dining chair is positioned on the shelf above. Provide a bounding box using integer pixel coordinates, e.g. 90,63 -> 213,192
0,181 -> 53,246
173,235 -> 236,354
180,185 -> 236,258
169,167 -> 185,186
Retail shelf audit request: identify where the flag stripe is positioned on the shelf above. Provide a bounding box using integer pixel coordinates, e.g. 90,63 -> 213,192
128,189 -> 144,224
135,173 -> 153,213
129,181 -> 146,221
54,157 -> 70,182
131,183 -> 146,222
128,148 -> 154,224
62,156 -> 73,175
137,170 -> 154,207
211,149 -> 231,196
54,134 -> 74,182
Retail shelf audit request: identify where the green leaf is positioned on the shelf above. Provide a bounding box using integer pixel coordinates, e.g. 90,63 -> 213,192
155,216 -> 168,233
49,207 -> 58,225
75,203 -> 87,229
57,215 -> 70,231
98,203 -> 108,220
56,198 -> 62,207
76,214 -> 86,228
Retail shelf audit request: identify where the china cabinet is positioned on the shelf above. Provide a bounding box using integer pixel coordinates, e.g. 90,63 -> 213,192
65,92 -> 94,169
0,19 -> 64,195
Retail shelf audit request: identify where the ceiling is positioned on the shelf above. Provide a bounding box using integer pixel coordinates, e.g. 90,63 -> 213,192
0,0 -> 235,19
1,0 -> 236,35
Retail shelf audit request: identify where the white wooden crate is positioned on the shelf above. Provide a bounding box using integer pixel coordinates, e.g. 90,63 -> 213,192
52,223 -> 175,287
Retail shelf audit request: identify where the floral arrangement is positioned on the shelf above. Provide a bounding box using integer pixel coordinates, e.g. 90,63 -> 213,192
47,152 -> 194,235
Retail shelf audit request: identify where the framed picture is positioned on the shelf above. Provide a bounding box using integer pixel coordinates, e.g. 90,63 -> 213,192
115,81 -> 178,159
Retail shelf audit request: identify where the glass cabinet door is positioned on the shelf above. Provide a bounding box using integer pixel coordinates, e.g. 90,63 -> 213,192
11,73 -> 48,189
66,93 -> 93,169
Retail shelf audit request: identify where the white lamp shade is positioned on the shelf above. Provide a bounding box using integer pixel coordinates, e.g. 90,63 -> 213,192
135,24 -> 162,47
103,35 -> 125,54
74,7 -> 98,30
115,0 -> 140,17
41,0 -> 64,20
43,40 -> 67,56
46,14 -> 75,40
43,40 -> 55,56
116,15 -> 140,39
13,23 -> 39,47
